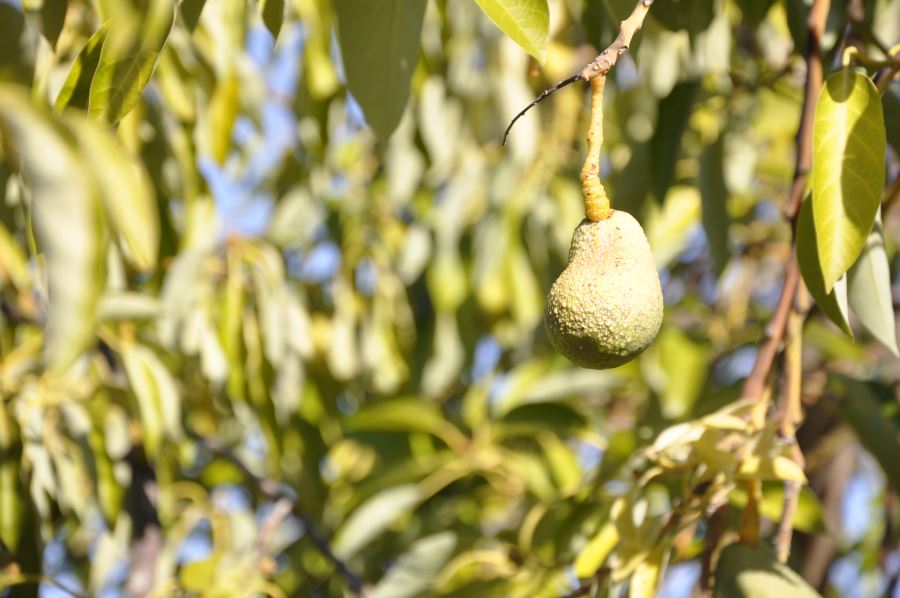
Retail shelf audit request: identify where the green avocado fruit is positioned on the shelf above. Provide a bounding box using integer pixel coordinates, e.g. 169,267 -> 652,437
545,210 -> 663,369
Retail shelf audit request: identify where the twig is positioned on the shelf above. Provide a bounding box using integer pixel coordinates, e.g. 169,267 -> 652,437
774,289 -> 810,563
198,439 -> 366,595
501,74 -> 582,145
741,0 -> 830,401
502,0 -> 653,145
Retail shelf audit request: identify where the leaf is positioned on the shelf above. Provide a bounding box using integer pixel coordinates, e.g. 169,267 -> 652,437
797,197 -> 852,337
714,543 -> 821,597
334,0 -> 427,140
32,0 -> 67,49
847,213 -> 898,356
651,81 -> 699,203
472,0 -> 549,62
651,0 -> 715,36
574,522 -> 618,578
55,24 -> 108,112
332,485 -> 421,559
344,398 -> 466,449
88,0 -> 176,124
0,3 -> 34,85
629,545 -> 669,598
370,532 -> 457,598
812,69 -> 886,292
831,374 -> 900,494
699,133 -> 730,275
884,82 -> 900,154
65,115 -> 159,271
736,0 -> 775,27
122,344 -> 181,459
656,326 -> 710,419
179,0 -> 207,31
0,86 -> 106,372
258,0 -> 284,38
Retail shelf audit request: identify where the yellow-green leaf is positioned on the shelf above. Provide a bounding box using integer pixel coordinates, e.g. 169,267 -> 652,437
797,197 -> 852,337
812,69 -> 886,292
55,24 -> 108,112
334,0 -> 427,140
472,0 -> 549,62
88,0 -> 175,124
574,522 -> 618,578
847,213 -> 898,356
714,543 -> 821,597
332,485 -> 421,559
65,116 -> 159,271
0,85 -> 106,372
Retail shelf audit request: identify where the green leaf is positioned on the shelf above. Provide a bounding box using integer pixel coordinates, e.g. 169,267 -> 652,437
370,532 -> 457,598
847,212 -> 899,356
259,0 -> 284,38
88,0 -> 175,124
831,374 -> 900,495
179,0 -> 207,31
797,197 -> 852,337
651,0 -> 715,36
332,485 -> 421,559
714,543 -> 821,598
344,398 -> 466,449
334,0 -> 427,140
812,69 -> 886,292
574,522 -> 618,578
31,0 -> 67,49
651,81 -> 699,203
65,116 -> 159,271
55,24 -> 107,112
699,133 -> 730,275
736,0 -> 775,27
0,4 -> 34,85
122,344 -> 181,459
472,0 -> 549,62
884,82 -> 900,154
656,326 -> 710,419
0,86 -> 106,372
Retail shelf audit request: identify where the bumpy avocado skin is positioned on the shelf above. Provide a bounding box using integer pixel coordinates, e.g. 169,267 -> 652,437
545,210 -> 663,369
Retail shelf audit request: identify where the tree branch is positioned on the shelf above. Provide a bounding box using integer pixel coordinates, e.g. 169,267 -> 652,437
502,0 -> 653,144
741,0 -> 830,401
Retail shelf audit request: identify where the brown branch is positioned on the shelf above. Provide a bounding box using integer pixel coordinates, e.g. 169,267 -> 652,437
741,0 -> 830,401
502,0 -> 653,144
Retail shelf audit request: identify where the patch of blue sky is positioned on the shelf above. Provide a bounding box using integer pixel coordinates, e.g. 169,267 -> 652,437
354,258 -> 378,296
289,241 -> 342,283
658,561 -> 701,598
471,335 -> 502,382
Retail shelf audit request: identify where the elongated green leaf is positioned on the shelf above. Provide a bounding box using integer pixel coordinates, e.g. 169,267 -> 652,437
714,543 -> 821,598
472,0 -> 549,62
65,116 -> 159,271
259,0 -> 284,38
797,197 -> 852,337
122,344 -> 181,458
651,81 -> 699,203
699,133 -> 730,275
831,375 -> 900,494
812,69 -> 886,292
334,0 -> 426,140
574,522 -> 618,578
88,0 -> 175,124
0,4 -> 34,85
29,0 -> 67,49
55,24 -> 108,112
332,485 -> 421,559
0,86 -> 106,372
370,532 -> 457,598
848,213 -> 898,355
651,0 -> 715,35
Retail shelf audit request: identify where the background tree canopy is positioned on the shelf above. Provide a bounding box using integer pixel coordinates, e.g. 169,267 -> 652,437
0,0 -> 899,596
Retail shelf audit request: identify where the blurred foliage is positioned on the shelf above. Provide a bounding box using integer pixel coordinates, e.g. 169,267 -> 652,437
0,0 -> 899,597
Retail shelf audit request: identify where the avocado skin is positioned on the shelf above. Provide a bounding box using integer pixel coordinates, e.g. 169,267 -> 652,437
545,211 -> 663,369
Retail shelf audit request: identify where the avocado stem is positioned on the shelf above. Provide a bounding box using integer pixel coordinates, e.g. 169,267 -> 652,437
581,76 -> 611,221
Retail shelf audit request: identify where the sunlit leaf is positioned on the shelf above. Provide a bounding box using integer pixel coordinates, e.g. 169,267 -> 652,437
797,197 -> 852,337
0,86 -> 106,371
371,532 -> 457,598
122,343 -> 181,458
812,69 -> 886,292
847,213 -> 898,356
574,522 -> 618,578
334,0 -> 427,140
332,485 -> 421,559
65,116 -> 159,271
472,0 -> 549,62
88,0 -> 176,124
714,543 -> 821,597
55,24 -> 108,112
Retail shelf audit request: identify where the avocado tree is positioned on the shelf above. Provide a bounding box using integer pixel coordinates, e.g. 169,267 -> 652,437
0,0 -> 899,596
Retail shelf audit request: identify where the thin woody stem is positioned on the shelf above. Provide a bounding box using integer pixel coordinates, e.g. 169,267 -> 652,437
581,76 -> 611,220
502,0 -> 653,144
